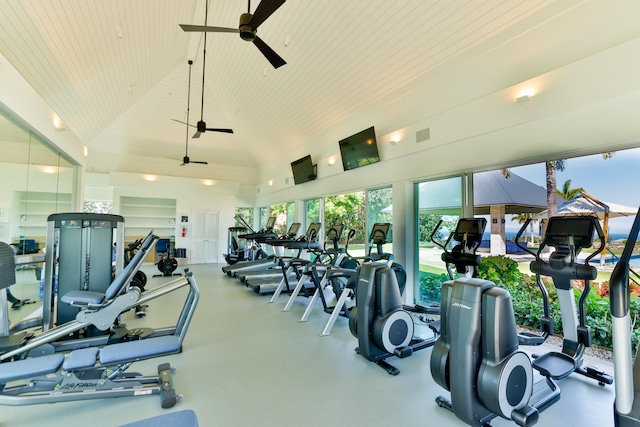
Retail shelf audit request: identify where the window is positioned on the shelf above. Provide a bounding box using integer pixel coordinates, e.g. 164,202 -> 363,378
366,187 -> 393,254
258,207 -> 269,230
234,207 -> 253,229
268,203 -> 287,234
415,176 -> 464,307
83,201 -> 112,214
325,192 -> 366,255
286,201 -> 295,229
304,198 -> 320,235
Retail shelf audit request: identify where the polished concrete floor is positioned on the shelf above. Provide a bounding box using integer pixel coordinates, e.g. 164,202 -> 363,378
2,263 -> 618,426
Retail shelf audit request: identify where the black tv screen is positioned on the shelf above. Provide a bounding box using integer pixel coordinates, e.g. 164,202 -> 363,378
339,126 -> 380,171
291,154 -> 316,185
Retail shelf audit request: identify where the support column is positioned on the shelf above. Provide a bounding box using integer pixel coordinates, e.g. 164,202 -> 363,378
490,204 -> 506,255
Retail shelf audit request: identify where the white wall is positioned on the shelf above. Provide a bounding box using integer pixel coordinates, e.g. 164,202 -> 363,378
246,32 -> 640,280
254,35 -> 640,207
106,172 -> 240,263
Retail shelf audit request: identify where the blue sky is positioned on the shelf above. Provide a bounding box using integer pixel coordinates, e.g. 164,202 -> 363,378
506,147 -> 640,234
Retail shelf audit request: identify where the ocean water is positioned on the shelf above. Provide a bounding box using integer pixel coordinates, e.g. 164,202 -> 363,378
491,231 -> 630,241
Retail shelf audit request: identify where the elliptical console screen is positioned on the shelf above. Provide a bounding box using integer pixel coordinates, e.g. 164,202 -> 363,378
288,223 -> 301,236
545,216 -> 595,249
370,223 -> 390,245
305,222 -> 322,241
265,216 -> 276,230
453,218 -> 486,244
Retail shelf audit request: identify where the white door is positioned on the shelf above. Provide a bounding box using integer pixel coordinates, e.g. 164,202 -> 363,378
191,210 -> 219,263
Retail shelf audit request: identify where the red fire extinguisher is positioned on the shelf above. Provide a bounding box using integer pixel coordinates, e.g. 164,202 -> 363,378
182,227 -> 187,237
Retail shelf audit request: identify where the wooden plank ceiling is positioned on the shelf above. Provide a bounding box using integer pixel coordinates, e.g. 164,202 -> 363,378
0,0 -> 560,179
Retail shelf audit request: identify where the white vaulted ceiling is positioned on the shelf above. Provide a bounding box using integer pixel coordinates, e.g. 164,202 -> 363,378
1,1 -> 640,186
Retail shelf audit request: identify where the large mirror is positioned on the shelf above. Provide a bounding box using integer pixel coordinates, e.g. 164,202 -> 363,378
0,109 -> 75,319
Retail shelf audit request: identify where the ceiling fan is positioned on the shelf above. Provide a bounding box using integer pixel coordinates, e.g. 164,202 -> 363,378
180,0 -> 287,69
181,60 -> 207,165
174,2 -> 235,139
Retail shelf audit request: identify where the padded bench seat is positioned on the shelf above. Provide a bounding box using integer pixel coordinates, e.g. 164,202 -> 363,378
0,354 -> 64,384
63,347 -> 100,371
119,409 -> 198,427
100,336 -> 181,365
61,290 -> 106,305
0,336 -> 181,383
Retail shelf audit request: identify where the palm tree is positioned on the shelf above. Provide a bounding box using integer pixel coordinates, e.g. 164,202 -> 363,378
511,212 -> 538,245
557,179 -> 583,200
503,152 -> 614,241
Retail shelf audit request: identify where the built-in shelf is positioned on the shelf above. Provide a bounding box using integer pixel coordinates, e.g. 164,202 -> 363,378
119,196 -> 177,239
16,191 -> 72,240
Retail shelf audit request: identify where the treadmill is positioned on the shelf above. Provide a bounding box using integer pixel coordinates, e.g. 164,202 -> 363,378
245,223 -> 323,294
232,222 -> 302,282
221,217 -> 280,277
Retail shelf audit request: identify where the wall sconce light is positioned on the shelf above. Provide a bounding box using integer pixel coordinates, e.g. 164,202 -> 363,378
83,145 -> 89,158
327,156 -> 336,167
202,180 -> 214,186
52,114 -> 66,131
389,135 -> 400,145
268,179 -> 274,187
42,167 -> 58,174
516,90 -> 535,105
144,175 -> 156,182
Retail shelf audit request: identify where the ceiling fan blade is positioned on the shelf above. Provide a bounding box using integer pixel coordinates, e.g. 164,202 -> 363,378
191,161 -> 209,165
205,128 -> 234,134
180,24 -> 239,33
253,36 -> 286,69
249,0 -> 286,29
172,119 -> 196,128
192,131 -> 202,139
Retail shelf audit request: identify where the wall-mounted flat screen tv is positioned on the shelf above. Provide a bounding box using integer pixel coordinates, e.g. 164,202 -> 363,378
291,154 -> 317,185
339,126 -> 380,171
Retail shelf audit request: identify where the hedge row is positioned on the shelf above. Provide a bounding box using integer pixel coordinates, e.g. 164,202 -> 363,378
419,255 -> 640,351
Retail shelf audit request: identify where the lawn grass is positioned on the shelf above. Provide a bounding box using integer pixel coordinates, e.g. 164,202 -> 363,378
419,264 -> 447,275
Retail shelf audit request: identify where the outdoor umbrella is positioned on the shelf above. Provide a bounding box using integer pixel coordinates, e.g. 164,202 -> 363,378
535,192 -> 637,262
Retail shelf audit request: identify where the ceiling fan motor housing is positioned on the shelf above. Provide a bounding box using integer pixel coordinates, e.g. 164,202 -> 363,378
196,121 -> 207,132
239,13 -> 256,41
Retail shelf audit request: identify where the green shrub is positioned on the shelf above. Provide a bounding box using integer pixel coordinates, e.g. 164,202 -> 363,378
419,272 -> 448,306
475,255 -> 640,352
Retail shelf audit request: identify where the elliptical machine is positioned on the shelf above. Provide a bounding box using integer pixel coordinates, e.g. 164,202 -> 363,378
430,218 -> 560,426
609,206 -> 640,426
515,216 -> 613,385
428,218 -> 487,323
348,223 -> 435,375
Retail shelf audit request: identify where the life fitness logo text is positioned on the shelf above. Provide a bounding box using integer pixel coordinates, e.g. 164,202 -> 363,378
452,302 -> 471,310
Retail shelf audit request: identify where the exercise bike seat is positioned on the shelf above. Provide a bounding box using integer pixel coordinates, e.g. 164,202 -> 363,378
532,351 -> 577,380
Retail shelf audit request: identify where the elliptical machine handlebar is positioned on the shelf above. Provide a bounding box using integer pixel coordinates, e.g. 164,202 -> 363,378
430,218 -> 486,278
514,218 -> 553,344
515,218 -> 538,257
610,207 -> 640,420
